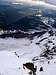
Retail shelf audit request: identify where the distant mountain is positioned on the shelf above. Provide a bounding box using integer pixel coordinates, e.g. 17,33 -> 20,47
0,1 -> 56,39
0,1 -> 56,31
0,15 -> 55,39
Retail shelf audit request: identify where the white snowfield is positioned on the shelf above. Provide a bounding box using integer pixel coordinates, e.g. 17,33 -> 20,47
0,32 -> 56,75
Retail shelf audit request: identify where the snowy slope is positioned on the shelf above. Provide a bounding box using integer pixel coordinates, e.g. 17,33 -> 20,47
0,15 -> 56,75
0,50 -> 56,75
0,28 -> 56,75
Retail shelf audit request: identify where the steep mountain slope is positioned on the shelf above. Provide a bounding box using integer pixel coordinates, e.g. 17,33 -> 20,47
0,27 -> 56,75
0,1 -> 56,75
0,15 -> 55,38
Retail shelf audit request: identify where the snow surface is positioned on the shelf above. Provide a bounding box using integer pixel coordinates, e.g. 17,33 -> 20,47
0,32 -> 56,75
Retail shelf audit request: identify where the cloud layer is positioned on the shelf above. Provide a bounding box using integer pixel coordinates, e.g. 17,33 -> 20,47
0,0 -> 56,5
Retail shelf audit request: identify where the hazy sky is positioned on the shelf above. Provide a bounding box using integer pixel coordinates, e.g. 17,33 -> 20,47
1,0 -> 56,5
47,0 -> 56,5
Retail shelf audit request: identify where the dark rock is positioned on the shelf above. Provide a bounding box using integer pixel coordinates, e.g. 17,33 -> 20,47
48,40 -> 52,43
48,61 -> 50,64
40,67 -> 43,71
53,43 -> 55,45
35,42 -> 40,45
14,52 -> 19,58
54,50 -> 56,52
23,62 -> 37,75
29,71 -> 32,74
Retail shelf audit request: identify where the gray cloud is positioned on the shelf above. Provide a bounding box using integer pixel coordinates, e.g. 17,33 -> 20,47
46,0 -> 56,5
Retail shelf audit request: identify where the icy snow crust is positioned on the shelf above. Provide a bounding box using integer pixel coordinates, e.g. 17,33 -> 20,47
0,32 -> 56,75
